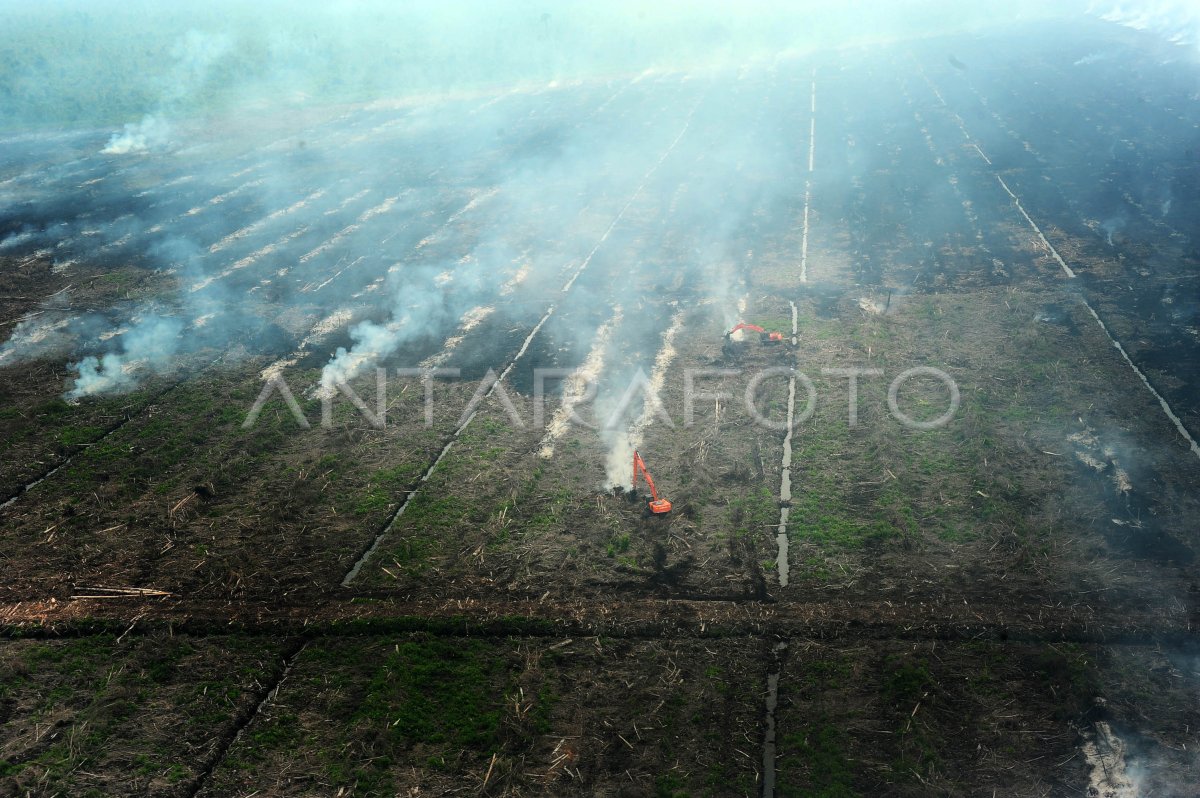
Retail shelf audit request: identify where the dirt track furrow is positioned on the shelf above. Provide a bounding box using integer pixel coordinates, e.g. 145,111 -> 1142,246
2,594 -> 1193,646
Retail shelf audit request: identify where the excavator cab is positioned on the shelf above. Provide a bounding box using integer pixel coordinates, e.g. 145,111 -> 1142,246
632,451 -> 672,514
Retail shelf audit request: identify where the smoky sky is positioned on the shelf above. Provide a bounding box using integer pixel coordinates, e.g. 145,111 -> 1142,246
0,0 -> 1197,408
0,0 -> 1120,133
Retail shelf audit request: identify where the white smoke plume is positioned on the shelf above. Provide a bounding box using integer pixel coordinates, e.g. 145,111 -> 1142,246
318,272 -> 464,398
598,311 -> 685,488
67,316 -> 184,398
102,114 -> 171,155
1101,214 -> 1127,246
101,30 -> 232,155
0,230 -> 38,250
0,313 -> 74,367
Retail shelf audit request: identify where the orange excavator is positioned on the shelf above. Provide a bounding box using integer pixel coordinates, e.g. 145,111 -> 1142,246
726,321 -> 784,344
632,450 -> 672,514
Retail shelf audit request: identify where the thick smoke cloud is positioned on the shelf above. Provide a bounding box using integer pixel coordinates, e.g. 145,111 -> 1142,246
102,115 -> 171,155
0,0 -> 1192,407
67,315 -> 183,398
0,1 -> 1098,133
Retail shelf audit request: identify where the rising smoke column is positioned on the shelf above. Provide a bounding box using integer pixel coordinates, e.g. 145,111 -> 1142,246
101,29 -> 234,156
597,310 -> 685,488
317,255 -> 493,397
102,115 -> 171,155
67,315 -> 184,398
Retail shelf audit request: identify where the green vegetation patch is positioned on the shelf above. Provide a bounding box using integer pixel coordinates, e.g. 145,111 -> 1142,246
780,717 -> 860,798
358,637 -> 506,750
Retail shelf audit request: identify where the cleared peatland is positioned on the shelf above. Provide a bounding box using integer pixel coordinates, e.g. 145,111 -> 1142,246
2,19 -> 1199,798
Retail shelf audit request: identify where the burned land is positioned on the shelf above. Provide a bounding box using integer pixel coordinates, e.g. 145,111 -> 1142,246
1,14 -> 1199,798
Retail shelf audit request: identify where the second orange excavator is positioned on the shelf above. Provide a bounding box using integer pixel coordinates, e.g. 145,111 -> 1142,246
632,450 -> 672,514
726,321 -> 784,344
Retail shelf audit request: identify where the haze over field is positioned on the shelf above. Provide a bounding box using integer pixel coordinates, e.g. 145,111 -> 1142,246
0,0 -> 1196,400
0,1 -> 1196,501
1,1 -> 1143,131
2,2 -> 1200,796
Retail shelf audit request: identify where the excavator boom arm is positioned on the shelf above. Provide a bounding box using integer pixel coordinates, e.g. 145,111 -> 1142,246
631,450 -> 672,514
632,451 -> 660,501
